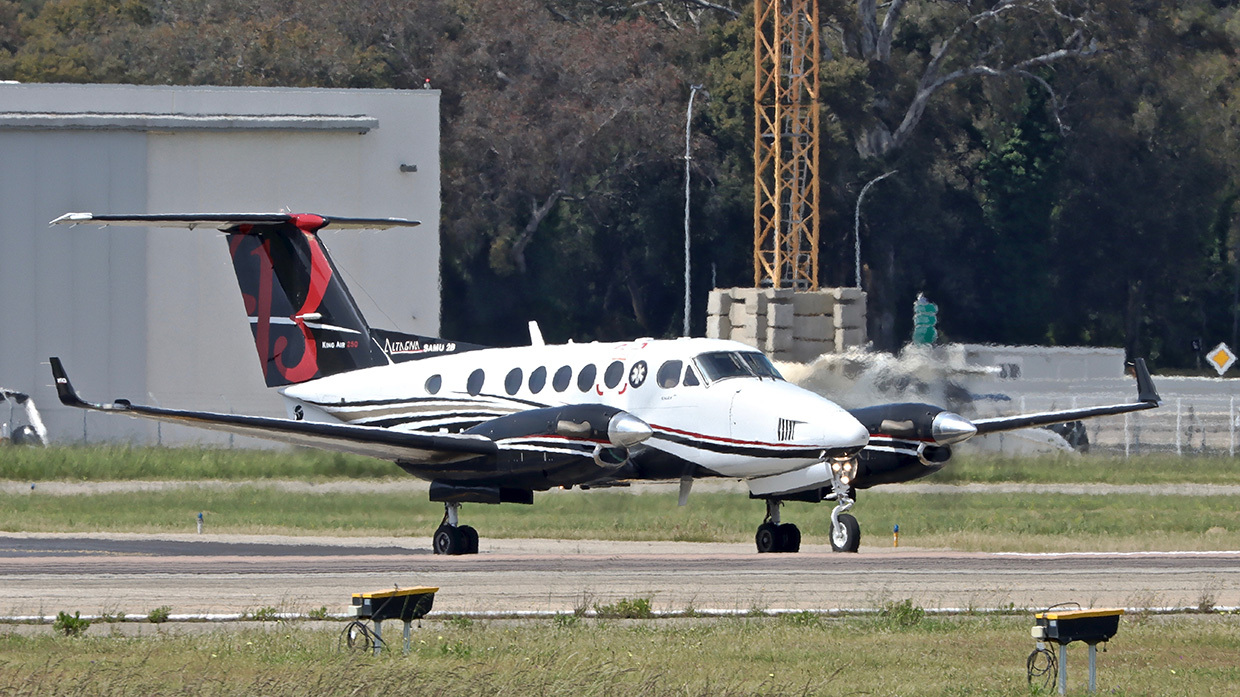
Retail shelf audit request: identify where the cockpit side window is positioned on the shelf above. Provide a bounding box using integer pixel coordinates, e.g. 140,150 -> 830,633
739,352 -> 784,380
695,352 -> 751,382
683,366 -> 700,387
693,351 -> 784,383
656,360 -> 682,388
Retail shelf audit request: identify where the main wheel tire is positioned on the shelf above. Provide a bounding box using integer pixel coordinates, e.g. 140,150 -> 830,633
777,523 -> 801,553
458,525 -> 480,554
755,522 -> 780,553
830,513 -> 861,553
433,525 -> 465,555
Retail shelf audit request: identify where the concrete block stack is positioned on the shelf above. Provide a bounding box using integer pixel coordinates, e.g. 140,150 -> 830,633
706,287 -> 867,363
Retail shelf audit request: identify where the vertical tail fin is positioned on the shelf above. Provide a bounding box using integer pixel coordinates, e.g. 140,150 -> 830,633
226,215 -> 392,386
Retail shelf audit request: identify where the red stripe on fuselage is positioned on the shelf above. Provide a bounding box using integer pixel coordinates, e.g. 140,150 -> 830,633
652,423 -> 821,450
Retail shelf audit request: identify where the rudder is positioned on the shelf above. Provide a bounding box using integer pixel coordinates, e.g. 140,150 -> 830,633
225,215 -> 389,387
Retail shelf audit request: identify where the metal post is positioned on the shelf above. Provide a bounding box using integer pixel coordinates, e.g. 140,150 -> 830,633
1230,396 -> 1235,458
372,620 -> 383,656
1058,643 -> 1068,695
1088,644 -> 1098,692
683,84 -> 703,338
403,619 -> 412,654
1175,398 -> 1182,456
852,170 -> 897,289
1124,412 -> 1130,458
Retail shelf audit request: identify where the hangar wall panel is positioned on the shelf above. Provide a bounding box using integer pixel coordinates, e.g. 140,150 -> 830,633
0,83 -> 441,447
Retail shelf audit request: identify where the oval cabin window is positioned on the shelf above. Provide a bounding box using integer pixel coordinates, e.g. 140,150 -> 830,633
504,367 -> 524,395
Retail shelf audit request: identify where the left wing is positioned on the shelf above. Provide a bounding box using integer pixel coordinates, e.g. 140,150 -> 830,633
49,358 -> 495,463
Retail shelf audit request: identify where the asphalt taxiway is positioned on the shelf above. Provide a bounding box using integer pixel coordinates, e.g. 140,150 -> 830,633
2,533 -> 1237,618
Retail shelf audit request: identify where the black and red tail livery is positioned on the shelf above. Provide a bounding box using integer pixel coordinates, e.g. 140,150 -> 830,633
225,214 -> 393,386
51,212 -> 481,387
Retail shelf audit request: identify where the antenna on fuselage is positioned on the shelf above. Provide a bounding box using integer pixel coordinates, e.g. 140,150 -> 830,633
528,321 -> 545,347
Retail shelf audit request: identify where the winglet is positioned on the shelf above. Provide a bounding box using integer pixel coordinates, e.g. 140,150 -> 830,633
49,357 -> 90,408
1135,358 -> 1160,405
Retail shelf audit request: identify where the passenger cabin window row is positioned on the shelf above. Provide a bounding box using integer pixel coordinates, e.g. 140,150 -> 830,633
429,351 -> 777,396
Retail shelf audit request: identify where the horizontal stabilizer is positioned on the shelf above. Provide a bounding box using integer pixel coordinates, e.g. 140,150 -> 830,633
50,212 -> 420,231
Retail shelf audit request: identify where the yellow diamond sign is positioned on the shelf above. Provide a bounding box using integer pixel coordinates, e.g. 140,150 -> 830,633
1206,342 -> 1236,376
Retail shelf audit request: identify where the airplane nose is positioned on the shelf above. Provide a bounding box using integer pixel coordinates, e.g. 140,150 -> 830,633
842,414 -> 870,450
608,412 -> 653,447
931,411 -> 977,445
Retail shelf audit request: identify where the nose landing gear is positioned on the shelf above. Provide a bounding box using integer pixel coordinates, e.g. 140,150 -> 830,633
432,502 -> 479,555
828,456 -> 861,553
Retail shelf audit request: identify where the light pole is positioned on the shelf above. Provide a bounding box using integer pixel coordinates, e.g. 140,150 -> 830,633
683,84 -> 705,337
853,169 -> 897,289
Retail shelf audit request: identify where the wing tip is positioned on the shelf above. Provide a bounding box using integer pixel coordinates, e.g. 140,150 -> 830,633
48,356 -> 86,407
1134,358 -> 1161,405
49,212 -> 93,226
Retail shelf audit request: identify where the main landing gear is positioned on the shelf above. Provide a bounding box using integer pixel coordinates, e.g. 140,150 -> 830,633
433,502 -> 479,555
755,499 -> 801,553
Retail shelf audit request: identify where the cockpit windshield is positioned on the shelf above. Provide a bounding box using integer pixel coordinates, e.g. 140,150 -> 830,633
694,351 -> 784,383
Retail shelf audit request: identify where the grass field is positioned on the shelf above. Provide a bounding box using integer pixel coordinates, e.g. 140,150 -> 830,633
3,447 -> 1240,551
2,614 -> 1238,696
3,486 -> 1239,552
4,446 -> 1240,485
3,447 -> 1238,693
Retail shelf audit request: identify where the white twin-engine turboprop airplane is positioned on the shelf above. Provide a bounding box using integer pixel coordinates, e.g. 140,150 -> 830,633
48,212 -> 1162,555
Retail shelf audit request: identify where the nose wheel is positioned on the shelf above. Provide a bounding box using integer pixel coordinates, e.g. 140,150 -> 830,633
828,456 -> 861,553
755,499 -> 801,553
433,502 -> 480,555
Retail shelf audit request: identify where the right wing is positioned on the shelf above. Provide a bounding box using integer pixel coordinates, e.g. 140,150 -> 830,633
49,358 -> 495,463
971,358 -> 1161,435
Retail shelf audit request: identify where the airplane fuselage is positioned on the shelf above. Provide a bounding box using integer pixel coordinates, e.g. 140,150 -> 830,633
282,337 -> 869,487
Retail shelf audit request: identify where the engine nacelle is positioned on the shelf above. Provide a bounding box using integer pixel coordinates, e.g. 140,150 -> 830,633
464,403 -> 651,447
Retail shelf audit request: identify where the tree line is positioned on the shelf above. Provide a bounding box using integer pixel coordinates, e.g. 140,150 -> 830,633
3,0 -> 1238,369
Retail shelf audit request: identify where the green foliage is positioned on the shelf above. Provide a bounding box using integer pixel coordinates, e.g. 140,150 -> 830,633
249,607 -> 280,622
305,606 -> 330,620
875,599 -> 925,629
444,615 -> 474,630
3,1 -> 1240,362
0,446 -> 394,481
551,613 -> 579,629
2,617 -> 1239,695
592,596 -> 654,619
146,606 -> 171,624
779,610 -> 821,628
52,610 -> 90,637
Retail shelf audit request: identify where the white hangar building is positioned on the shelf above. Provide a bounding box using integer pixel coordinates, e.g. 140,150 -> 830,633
0,82 -> 442,445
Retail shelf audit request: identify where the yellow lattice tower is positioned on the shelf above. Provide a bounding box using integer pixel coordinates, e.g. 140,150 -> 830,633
753,0 -> 820,289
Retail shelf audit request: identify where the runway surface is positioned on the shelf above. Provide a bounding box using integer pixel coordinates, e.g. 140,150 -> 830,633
2,533 -> 1238,617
